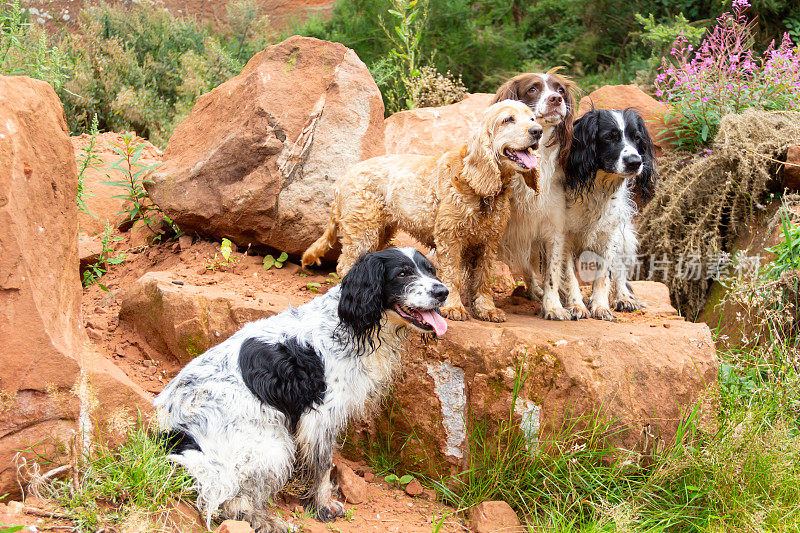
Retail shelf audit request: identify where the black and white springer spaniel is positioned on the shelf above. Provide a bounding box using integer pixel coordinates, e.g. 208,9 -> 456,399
154,248 -> 448,532
562,108 -> 657,320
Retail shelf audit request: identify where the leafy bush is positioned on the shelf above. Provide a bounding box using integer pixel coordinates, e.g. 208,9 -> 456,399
655,0 -> 800,149
0,0 -> 68,87
294,0 -> 527,102
1,0 -> 273,146
632,12 -> 706,89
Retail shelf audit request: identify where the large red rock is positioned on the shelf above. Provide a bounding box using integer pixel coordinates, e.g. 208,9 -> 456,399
578,85 -> 680,154
384,93 -> 493,156
72,132 -> 161,235
146,36 -> 385,258
783,145 -> 800,190
118,271 -> 305,364
345,282 -> 717,477
0,76 -> 151,497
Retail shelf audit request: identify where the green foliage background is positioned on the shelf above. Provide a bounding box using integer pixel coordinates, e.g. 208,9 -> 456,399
2,0 -> 797,144
293,0 -> 797,94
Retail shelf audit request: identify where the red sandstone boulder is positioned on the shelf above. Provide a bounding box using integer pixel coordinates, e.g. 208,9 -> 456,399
578,85 -> 680,154
783,145 -> 800,190
146,36 -> 385,259
118,271 -> 304,364
345,281 -> 717,477
0,76 -> 151,497
384,93 -> 493,156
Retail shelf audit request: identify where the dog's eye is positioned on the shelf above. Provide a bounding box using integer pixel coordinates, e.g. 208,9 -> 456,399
527,87 -> 538,94
397,271 -> 408,278
557,87 -> 566,95
502,116 -> 515,124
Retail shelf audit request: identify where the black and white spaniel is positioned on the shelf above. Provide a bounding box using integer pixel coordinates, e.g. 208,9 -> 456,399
154,248 -> 448,532
562,108 -> 657,320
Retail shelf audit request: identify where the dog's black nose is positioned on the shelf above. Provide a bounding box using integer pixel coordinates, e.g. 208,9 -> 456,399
547,94 -> 562,105
622,153 -> 642,168
431,284 -> 449,302
529,125 -> 542,139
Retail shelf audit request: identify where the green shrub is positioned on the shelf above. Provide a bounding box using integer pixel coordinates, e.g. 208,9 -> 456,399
1,0 -> 273,147
293,0 -> 527,105
0,0 -> 68,87
58,2 -> 244,146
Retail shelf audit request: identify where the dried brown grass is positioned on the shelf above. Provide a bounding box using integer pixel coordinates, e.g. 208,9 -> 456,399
639,110 -> 800,317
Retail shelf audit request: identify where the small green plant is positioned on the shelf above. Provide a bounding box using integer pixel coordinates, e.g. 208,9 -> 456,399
0,527 -> 24,533
384,473 -> 414,488
263,251 -> 288,270
105,133 -> 161,228
75,114 -> 102,217
103,132 -> 181,242
0,0 -> 26,71
204,238 -> 239,271
376,0 -> 429,113
306,282 -> 322,293
82,223 -> 125,291
325,272 -> 341,284
1,0 -> 68,86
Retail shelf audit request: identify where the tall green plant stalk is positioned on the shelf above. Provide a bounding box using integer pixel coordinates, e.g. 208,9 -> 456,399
0,0 -> 27,71
379,0 -> 429,111
76,114 -> 101,217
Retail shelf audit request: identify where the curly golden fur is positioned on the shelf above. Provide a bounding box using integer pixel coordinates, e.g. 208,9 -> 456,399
302,100 -> 542,323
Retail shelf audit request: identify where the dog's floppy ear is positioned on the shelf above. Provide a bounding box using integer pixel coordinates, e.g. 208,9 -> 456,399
548,68 -> 579,169
492,76 -> 521,104
461,112 -> 502,198
629,108 -> 657,203
338,252 -> 386,351
565,110 -> 598,196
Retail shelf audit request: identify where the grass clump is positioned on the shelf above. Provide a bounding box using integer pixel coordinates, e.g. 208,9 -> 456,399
429,400 -> 800,532
38,423 -> 195,532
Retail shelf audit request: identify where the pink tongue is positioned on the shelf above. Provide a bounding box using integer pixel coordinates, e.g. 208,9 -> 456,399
515,149 -> 538,169
419,310 -> 448,336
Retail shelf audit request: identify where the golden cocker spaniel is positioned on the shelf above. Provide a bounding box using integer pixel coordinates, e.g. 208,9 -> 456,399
302,100 -> 542,323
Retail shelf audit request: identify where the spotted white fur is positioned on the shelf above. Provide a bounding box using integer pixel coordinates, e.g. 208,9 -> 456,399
154,248 -> 445,532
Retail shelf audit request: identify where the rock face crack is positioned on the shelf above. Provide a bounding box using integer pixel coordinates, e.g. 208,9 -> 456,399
426,361 -> 467,459
276,93 -> 326,188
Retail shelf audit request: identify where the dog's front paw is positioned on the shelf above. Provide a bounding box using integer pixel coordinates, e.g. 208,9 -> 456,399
589,302 -> 615,321
614,296 -> 643,313
541,305 -> 573,321
441,304 -> 470,321
474,306 -> 506,322
566,303 -> 590,320
313,500 -> 346,523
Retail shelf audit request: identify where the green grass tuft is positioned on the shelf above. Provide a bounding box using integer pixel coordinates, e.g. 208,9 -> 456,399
42,423 -> 195,532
